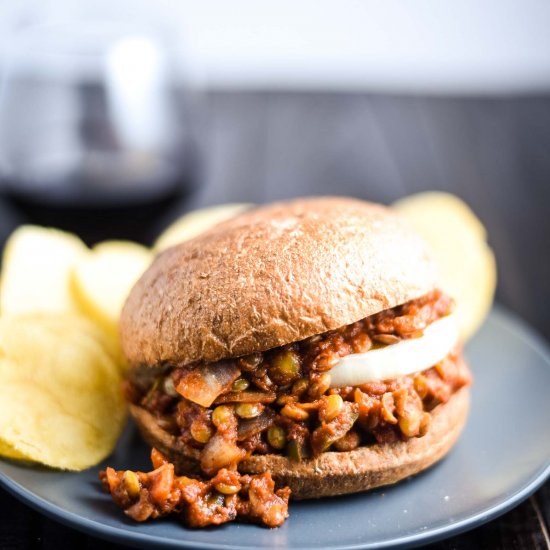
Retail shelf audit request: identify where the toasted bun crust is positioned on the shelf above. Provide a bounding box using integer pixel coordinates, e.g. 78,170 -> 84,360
121,197 -> 437,368
130,387 -> 469,499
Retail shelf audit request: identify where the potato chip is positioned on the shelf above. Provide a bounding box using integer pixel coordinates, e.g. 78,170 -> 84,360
0,439 -> 28,461
393,191 -> 497,341
0,226 -> 87,316
70,241 -> 151,341
154,203 -> 252,252
29,313 -> 122,367
0,315 -> 126,470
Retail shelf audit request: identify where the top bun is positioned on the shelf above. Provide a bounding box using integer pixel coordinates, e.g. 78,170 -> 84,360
121,197 -> 438,368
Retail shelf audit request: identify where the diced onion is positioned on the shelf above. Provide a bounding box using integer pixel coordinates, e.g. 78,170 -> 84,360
200,434 -> 245,475
176,362 -> 240,407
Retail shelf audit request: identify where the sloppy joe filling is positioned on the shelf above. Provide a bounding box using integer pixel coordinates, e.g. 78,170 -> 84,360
101,289 -> 471,528
101,448 -> 290,528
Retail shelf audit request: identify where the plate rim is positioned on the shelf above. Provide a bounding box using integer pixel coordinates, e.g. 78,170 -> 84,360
1,304 -> 550,550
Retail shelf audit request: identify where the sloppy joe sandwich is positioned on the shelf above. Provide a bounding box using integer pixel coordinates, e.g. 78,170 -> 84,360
101,197 -> 471,528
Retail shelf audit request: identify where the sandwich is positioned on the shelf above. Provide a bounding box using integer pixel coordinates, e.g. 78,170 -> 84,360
101,197 -> 471,528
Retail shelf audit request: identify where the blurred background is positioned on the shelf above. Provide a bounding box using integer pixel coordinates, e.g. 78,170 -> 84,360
0,0 -> 549,340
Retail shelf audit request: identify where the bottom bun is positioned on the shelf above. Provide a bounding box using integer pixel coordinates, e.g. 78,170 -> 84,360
130,386 -> 469,500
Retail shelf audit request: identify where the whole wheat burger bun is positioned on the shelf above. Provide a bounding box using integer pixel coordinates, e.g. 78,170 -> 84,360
130,387 -> 469,499
120,196 -> 438,368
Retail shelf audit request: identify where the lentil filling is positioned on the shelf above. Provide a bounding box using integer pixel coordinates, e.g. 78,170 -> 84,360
101,289 -> 471,528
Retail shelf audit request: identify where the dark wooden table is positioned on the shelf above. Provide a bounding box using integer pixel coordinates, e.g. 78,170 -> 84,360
1,91 -> 549,549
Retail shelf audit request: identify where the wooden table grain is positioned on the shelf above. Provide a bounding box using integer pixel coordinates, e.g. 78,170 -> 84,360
0,91 -> 549,550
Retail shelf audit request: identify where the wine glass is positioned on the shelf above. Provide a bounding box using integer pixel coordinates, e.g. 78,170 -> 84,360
0,18 -> 191,208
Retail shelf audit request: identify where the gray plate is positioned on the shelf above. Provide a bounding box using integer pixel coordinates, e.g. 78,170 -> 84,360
1,305 -> 550,550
